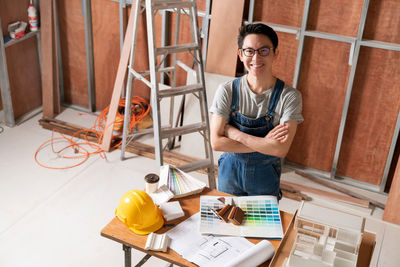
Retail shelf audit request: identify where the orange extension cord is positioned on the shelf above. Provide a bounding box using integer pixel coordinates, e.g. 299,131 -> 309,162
35,97 -> 150,170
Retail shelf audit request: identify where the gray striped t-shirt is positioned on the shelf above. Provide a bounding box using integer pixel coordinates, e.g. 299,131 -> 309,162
209,75 -> 304,127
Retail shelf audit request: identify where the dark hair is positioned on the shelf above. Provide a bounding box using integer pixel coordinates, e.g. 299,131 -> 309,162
238,23 -> 278,50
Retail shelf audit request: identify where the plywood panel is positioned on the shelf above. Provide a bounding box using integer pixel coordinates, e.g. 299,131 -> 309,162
286,38 -> 351,172
272,32 -> 299,87
205,0 -> 244,76
91,0 -> 120,110
364,0 -> 400,44
6,37 -> 41,119
307,0 -> 363,37
0,0 -> 42,119
253,0 -> 304,27
337,47 -> 400,185
58,0 -> 88,107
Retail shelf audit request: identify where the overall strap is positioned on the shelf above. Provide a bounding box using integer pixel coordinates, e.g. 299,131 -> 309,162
267,78 -> 284,119
231,77 -> 241,112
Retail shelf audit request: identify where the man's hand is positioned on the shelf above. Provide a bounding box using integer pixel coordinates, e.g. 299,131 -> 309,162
266,124 -> 289,142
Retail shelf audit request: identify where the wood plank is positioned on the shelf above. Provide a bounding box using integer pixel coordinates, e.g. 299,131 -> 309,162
40,0 -> 54,117
364,0 -> 400,44
307,0 -> 363,37
337,47 -> 400,185
294,170 -> 386,209
52,0 -> 61,114
286,38 -> 350,172
383,157 -> 400,225
280,180 -> 370,208
101,6 -> 136,152
205,0 -> 244,76
58,0 -> 88,107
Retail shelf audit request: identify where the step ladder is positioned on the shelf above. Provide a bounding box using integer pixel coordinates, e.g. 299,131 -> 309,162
120,0 -> 216,189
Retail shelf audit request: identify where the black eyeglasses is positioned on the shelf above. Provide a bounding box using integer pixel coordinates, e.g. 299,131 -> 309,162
241,47 -> 272,57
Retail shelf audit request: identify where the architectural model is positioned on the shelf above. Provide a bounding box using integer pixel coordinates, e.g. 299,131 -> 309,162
284,202 -> 365,267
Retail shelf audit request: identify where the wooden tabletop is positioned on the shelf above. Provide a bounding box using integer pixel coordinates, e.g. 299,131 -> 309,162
101,188 -> 294,267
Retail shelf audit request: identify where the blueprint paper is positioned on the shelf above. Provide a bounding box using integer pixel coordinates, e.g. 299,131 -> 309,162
167,213 -> 254,267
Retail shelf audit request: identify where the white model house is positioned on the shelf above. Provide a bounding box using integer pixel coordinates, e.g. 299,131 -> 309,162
285,201 -> 365,267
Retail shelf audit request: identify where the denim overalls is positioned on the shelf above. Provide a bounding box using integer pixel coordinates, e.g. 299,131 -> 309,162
217,77 -> 284,197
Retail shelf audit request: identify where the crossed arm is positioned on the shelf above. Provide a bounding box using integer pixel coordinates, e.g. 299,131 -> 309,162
210,113 -> 298,158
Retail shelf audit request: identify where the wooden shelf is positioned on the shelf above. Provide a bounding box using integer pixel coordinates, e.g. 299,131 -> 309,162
4,30 -> 40,48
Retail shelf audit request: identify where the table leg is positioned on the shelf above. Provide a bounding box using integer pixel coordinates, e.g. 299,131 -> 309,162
123,244 -> 131,267
135,254 -> 151,267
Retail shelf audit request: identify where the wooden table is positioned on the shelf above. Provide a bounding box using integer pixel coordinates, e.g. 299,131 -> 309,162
101,189 -> 294,267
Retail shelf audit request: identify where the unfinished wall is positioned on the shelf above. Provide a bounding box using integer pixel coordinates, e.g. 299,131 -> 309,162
0,0 -> 42,120
253,0 -> 400,189
53,0 -> 399,190
337,47 -> 400,185
287,39 -> 351,172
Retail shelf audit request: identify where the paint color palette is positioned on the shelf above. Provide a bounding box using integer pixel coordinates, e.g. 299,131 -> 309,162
159,164 -> 206,198
200,195 -> 283,239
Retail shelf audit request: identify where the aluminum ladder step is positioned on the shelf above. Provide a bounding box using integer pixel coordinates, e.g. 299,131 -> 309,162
156,43 -> 200,55
160,122 -> 206,139
177,159 -> 214,173
158,83 -> 203,98
138,66 -> 175,76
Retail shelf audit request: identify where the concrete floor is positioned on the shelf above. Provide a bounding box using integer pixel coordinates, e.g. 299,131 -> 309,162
1,73 -> 399,266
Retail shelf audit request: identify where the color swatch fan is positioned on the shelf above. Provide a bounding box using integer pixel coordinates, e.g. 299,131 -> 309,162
200,195 -> 284,239
159,165 -> 206,198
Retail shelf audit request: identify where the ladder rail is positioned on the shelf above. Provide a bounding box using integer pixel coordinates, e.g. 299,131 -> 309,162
168,5 -> 181,147
189,0 -> 215,188
146,0 -> 164,166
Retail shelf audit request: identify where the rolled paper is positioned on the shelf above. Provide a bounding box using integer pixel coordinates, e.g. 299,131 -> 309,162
223,240 -> 275,267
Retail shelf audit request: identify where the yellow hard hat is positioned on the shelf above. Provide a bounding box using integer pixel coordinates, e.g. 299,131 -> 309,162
115,190 -> 164,235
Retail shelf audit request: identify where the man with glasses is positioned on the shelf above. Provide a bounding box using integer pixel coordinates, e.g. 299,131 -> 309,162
210,23 -> 303,198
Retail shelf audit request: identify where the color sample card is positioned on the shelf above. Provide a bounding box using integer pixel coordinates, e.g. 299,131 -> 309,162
200,195 -> 283,239
159,165 -> 206,198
